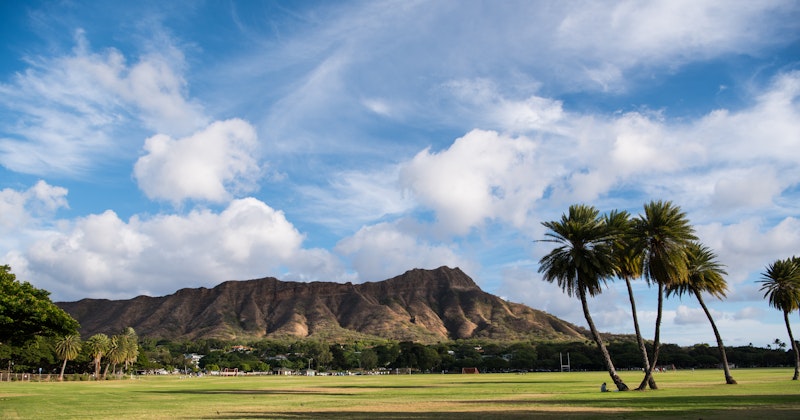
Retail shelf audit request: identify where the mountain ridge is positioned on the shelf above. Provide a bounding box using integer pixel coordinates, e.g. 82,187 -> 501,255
57,266 -> 593,343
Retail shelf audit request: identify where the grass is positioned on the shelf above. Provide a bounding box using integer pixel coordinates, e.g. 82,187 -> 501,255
1,368 -> 799,419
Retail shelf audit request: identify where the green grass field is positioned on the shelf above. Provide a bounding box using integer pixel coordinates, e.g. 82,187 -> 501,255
2,368 -> 799,419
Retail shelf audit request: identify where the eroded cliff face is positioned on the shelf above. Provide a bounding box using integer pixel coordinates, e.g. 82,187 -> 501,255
57,266 -> 591,343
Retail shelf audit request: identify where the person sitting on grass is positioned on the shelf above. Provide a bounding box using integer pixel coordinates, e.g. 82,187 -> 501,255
600,382 -> 608,392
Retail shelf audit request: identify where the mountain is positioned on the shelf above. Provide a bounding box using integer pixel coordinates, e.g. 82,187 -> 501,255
57,266 -> 592,343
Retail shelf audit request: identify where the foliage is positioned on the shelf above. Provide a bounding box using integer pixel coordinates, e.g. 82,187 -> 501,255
538,204 -> 629,391
55,334 -> 82,381
85,334 -> 110,378
0,265 -> 80,346
759,257 -> 800,380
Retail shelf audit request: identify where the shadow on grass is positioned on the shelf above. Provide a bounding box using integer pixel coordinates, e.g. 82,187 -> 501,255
322,384 -> 436,389
147,389 -> 355,396
200,407 -> 800,420
193,394 -> 800,419
523,393 -> 800,410
200,411 -> 624,419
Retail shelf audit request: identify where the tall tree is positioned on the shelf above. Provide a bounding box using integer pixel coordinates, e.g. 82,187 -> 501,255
0,265 -> 79,347
539,204 -> 629,391
55,334 -> 82,381
629,200 -> 697,390
104,335 -> 124,378
604,210 -> 656,389
85,334 -> 110,379
759,257 -> 800,380
121,327 -> 139,373
666,242 -> 736,384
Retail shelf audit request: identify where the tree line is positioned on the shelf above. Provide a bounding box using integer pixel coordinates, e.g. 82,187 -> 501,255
188,338 -> 799,374
538,200 -> 800,391
4,334 -> 798,379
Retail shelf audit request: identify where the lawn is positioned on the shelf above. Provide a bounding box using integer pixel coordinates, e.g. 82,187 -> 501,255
1,368 -> 799,419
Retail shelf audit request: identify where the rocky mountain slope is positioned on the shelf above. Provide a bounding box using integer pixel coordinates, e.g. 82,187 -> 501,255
57,266 -> 592,343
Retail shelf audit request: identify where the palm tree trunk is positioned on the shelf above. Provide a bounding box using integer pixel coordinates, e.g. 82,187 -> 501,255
580,288 -> 629,391
783,310 -> 800,380
625,277 -> 657,390
59,358 -> 67,381
694,288 -> 736,384
103,362 -> 110,379
638,283 -> 664,390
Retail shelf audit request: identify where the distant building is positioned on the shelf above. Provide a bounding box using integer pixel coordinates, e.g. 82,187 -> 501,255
184,353 -> 204,367
274,367 -> 293,376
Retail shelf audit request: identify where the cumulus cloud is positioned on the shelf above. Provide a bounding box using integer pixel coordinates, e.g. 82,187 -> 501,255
400,129 -> 549,235
674,305 -> 709,325
335,221 -> 472,282
696,217 -> 800,286
710,167 -> 781,210
134,119 -> 262,205
0,181 -> 68,233
0,29 -> 206,176
13,196 -> 342,300
734,306 -> 764,321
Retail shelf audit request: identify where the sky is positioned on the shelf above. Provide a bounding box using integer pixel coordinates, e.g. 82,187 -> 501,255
1,0 -> 800,348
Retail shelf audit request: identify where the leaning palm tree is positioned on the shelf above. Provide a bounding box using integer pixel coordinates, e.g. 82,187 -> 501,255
604,210 -> 656,389
539,204 -> 629,391
85,333 -> 110,379
629,200 -> 697,390
55,334 -> 82,381
759,257 -> 800,380
666,242 -> 736,384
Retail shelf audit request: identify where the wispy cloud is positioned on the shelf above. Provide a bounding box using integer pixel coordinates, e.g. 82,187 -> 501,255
0,30 -> 206,176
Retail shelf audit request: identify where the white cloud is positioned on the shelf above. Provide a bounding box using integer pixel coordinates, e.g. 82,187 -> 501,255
710,167 -> 781,210
674,304 -> 709,325
0,29 -> 206,176
297,166 -> 415,231
734,306 -> 764,321
0,180 -> 68,233
696,217 -> 800,285
14,197 -> 342,301
400,129 -> 547,235
554,0 -> 798,90
362,98 -> 393,117
134,119 -> 262,205
335,221 -> 472,283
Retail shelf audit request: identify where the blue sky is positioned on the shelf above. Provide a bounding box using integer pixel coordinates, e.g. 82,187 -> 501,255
2,0 -> 800,348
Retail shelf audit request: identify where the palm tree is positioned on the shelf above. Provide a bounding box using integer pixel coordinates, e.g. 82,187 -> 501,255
604,210 -> 656,389
55,334 -> 82,381
104,335 -> 124,378
85,334 -> 110,379
759,257 -> 800,380
666,242 -> 736,384
539,204 -> 629,391
121,327 -> 139,374
629,200 -> 697,390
